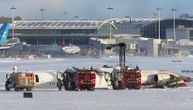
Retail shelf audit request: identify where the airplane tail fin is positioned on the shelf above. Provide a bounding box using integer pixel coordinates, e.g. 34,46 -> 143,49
0,23 -> 10,44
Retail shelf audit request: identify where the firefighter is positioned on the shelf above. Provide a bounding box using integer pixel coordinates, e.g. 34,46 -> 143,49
56,72 -> 63,91
135,65 -> 139,70
13,66 -> 18,73
57,79 -> 63,91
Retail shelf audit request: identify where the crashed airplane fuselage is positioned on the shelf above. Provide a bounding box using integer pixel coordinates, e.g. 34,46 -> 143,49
95,67 -> 192,89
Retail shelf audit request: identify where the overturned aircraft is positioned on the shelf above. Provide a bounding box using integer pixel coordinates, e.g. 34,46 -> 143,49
95,67 -> 192,89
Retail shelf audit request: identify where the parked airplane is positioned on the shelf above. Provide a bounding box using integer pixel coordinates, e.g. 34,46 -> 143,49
0,23 -> 11,49
62,44 -> 80,54
0,23 -> 20,49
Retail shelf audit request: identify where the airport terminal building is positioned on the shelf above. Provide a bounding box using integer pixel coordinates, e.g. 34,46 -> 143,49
10,18 -> 153,45
141,18 -> 193,39
9,17 -> 193,45
6,17 -> 193,57
12,20 -> 117,45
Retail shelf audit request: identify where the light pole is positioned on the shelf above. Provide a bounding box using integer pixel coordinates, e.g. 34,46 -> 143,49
10,6 -> 16,38
172,8 -> 177,41
40,8 -> 46,19
154,12 -> 158,37
156,8 -> 161,39
107,6 -> 113,41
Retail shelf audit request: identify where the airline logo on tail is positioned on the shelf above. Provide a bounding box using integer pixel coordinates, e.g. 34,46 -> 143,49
0,23 -> 10,44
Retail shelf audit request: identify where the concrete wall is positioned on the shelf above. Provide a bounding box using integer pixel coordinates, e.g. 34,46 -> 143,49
147,39 -> 161,56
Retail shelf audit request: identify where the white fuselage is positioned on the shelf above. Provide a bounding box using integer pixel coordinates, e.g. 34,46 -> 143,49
34,72 -> 57,88
62,45 -> 80,54
95,67 -> 185,89
31,69 -> 186,90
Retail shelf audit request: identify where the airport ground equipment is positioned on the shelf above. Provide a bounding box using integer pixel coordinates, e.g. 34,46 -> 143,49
57,69 -> 76,91
106,43 -> 141,89
5,72 -> 38,91
76,69 -> 96,91
57,68 -> 96,91
106,43 -> 126,71
23,92 -> 33,98
63,68 -> 77,91
122,68 -> 141,89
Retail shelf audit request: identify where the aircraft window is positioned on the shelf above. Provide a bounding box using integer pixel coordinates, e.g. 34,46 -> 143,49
49,82 -> 56,85
35,75 -> 39,82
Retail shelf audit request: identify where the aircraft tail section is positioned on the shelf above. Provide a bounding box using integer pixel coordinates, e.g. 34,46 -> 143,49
0,23 -> 10,44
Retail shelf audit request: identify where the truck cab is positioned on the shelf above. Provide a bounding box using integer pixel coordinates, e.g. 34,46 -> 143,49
5,72 -> 38,91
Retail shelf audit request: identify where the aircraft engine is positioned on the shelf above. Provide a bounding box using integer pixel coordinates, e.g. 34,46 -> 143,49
154,73 -> 171,86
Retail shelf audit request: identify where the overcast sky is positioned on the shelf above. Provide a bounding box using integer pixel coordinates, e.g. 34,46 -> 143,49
0,0 -> 192,19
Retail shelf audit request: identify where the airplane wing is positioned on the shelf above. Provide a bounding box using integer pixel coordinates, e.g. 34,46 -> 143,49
165,75 -> 192,88
0,23 -> 10,43
0,46 -> 11,50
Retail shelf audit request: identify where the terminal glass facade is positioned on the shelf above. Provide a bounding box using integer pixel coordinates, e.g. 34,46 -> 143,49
12,20 -> 116,45
141,19 -> 193,39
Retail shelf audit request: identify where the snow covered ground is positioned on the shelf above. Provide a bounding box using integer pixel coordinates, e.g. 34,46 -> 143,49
1,88 -> 193,110
0,56 -> 193,110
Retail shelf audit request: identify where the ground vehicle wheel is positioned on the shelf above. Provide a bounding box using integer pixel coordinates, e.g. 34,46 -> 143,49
88,87 -> 95,91
113,80 -> 122,89
20,88 -> 24,91
5,84 -> 10,91
58,86 -> 62,91
71,82 -> 76,90
14,84 -> 19,91
57,80 -> 63,91
5,80 -> 11,91
64,86 -> 69,90
118,81 -> 122,89
14,87 -> 19,91
26,88 -> 32,91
